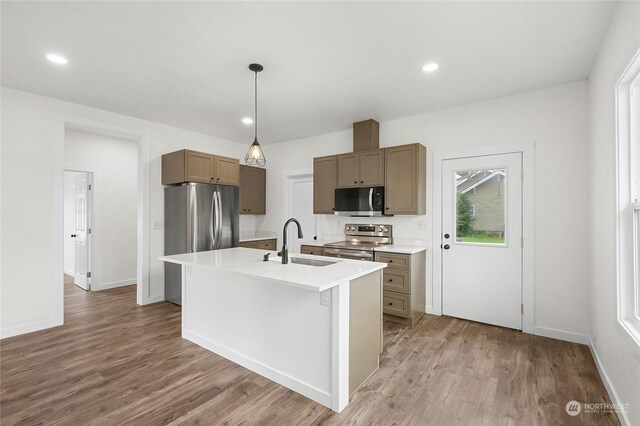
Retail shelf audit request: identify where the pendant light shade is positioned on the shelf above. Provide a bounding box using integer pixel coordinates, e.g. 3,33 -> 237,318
245,63 -> 266,167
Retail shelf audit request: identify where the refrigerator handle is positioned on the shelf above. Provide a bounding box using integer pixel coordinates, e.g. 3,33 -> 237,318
190,184 -> 198,253
215,190 -> 222,248
209,191 -> 218,250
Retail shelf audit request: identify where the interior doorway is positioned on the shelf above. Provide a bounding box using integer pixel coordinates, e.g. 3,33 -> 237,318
62,126 -> 139,295
284,172 -> 316,253
64,170 -> 93,290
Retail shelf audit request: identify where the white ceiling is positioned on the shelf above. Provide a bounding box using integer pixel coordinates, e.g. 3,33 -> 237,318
1,1 -> 616,144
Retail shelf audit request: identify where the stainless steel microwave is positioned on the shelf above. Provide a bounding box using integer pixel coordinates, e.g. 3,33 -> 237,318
334,187 -> 385,217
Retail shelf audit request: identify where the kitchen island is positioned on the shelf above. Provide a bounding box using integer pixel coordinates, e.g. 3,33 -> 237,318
160,247 -> 385,412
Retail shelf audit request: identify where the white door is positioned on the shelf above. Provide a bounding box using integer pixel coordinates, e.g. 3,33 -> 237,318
288,176 -> 315,253
73,174 -> 91,290
441,153 -> 522,329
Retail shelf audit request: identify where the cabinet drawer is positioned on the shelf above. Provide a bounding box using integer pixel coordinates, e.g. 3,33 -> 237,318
376,252 -> 410,270
383,291 -> 411,318
253,239 -> 277,250
300,245 -> 323,256
383,269 -> 410,294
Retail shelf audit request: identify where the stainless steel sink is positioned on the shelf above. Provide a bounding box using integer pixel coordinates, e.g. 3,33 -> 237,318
289,257 -> 337,267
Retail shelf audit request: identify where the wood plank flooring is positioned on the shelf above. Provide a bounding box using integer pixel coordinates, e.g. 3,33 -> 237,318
0,276 -> 618,425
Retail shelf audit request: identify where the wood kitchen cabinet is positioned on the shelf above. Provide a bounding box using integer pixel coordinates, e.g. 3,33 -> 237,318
300,244 -> 324,256
214,155 -> 240,186
336,149 -> 384,188
313,155 -> 338,214
384,144 -> 426,215
162,149 -> 240,186
239,165 -> 266,215
376,250 -> 426,326
240,238 -> 277,250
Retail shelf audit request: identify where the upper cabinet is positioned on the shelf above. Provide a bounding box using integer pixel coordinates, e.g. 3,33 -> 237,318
336,153 -> 359,187
240,165 -> 266,215
313,155 -> 338,214
336,149 -> 385,188
162,149 -> 240,186
214,155 -> 240,186
385,144 -> 426,215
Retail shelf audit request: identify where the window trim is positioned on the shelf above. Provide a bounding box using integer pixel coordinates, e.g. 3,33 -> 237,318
615,48 -> 640,349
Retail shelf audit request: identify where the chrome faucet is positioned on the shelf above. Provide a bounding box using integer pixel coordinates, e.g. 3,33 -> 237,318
278,218 -> 304,264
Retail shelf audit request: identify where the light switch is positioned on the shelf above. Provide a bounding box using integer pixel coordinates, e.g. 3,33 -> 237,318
153,221 -> 163,230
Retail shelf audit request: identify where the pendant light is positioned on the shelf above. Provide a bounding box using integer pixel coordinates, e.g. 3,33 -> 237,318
245,63 -> 266,167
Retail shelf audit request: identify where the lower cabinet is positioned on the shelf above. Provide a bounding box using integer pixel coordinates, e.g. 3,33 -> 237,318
375,251 -> 426,326
300,244 -> 324,256
240,238 -> 277,250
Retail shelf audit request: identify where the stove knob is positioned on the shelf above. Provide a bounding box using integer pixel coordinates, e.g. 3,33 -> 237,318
382,226 -> 389,232
347,226 -> 353,231
378,226 -> 384,232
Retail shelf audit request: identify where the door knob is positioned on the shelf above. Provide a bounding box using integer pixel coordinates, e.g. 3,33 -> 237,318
443,244 -> 450,250
444,233 -> 450,239
71,234 -> 77,238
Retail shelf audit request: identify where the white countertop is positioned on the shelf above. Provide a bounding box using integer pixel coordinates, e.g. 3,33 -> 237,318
239,232 -> 278,242
374,245 -> 426,254
160,247 -> 385,292
300,238 -> 339,246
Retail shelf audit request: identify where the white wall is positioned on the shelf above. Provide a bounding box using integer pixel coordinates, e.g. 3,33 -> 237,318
588,2 -> 640,425
63,171 -> 86,275
0,86 -> 249,336
64,129 -> 138,289
259,81 -> 591,341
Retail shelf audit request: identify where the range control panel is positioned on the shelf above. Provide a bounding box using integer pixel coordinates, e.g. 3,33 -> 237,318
344,224 -> 392,238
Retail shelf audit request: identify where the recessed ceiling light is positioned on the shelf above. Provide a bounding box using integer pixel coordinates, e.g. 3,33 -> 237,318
242,117 -> 253,125
422,63 -> 439,72
46,53 -> 68,65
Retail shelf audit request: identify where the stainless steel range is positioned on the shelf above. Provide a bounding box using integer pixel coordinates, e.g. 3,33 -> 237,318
323,224 -> 392,261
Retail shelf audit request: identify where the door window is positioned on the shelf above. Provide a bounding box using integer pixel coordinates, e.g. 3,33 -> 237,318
455,168 -> 506,245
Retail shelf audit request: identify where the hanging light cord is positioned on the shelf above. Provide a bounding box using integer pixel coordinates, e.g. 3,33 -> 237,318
254,70 -> 258,140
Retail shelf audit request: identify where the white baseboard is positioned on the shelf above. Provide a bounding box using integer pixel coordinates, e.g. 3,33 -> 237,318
0,316 -> 62,339
184,328 -> 332,409
93,278 -> 136,291
64,268 -> 75,276
588,338 -> 630,426
533,326 -> 589,345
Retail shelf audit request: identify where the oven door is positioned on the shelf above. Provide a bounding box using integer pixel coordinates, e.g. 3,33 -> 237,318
323,247 -> 374,261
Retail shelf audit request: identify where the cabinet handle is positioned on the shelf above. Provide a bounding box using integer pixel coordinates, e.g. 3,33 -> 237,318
388,279 -> 393,282
386,207 -> 389,210
388,302 -> 393,306
354,180 -> 357,184
360,181 -> 364,183
388,260 -> 393,263
217,178 -> 220,181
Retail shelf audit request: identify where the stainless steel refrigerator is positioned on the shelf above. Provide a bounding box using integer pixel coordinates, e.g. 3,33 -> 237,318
164,183 -> 239,305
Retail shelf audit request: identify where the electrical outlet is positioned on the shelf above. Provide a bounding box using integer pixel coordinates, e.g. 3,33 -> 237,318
320,290 -> 331,306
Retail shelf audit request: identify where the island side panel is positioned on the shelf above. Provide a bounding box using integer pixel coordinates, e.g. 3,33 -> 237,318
349,270 -> 382,396
182,265 -> 334,408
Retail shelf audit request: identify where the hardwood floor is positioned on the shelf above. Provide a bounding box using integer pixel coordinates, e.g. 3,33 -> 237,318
0,276 -> 618,426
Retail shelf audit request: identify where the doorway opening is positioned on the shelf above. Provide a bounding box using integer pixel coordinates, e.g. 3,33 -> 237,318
52,114 -> 151,330
283,171 -> 316,253
62,128 -> 139,296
